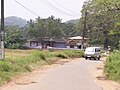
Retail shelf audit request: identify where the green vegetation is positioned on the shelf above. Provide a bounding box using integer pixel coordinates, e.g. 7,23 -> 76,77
26,16 -> 80,45
5,26 -> 27,49
63,50 -> 84,58
78,0 -> 120,49
0,49 -> 83,85
55,50 -> 84,59
105,51 -> 120,83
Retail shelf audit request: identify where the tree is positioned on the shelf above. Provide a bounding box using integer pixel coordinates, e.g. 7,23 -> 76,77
62,23 -> 80,38
5,26 -> 27,49
79,0 -> 120,49
93,0 -> 120,49
46,16 -> 64,38
27,16 -> 64,42
93,0 -> 120,11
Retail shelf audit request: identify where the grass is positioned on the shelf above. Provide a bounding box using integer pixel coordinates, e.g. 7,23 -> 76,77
63,50 -> 84,58
0,49 -> 84,85
105,50 -> 120,83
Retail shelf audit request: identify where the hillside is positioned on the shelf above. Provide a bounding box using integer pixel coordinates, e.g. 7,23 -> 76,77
4,16 -> 79,27
65,19 -> 79,24
5,16 -> 27,27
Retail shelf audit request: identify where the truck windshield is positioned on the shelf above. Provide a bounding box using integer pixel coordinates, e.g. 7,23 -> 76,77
85,48 -> 94,52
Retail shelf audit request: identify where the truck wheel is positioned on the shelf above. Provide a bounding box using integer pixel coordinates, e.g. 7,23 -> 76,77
85,57 -> 88,60
98,57 -> 100,60
94,58 -> 96,60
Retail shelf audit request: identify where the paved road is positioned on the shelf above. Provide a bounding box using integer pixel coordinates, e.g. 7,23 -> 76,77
1,58 -> 103,90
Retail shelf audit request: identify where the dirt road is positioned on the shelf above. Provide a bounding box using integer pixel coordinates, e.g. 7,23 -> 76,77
1,58 -> 120,90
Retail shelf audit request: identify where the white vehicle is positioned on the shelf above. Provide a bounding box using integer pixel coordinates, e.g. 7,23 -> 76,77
84,47 -> 101,60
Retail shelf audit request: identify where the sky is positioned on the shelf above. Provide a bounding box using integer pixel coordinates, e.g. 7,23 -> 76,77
1,0 -> 86,22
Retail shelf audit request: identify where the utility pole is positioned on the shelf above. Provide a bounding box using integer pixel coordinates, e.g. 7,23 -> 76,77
0,0 -> 5,60
81,11 -> 87,50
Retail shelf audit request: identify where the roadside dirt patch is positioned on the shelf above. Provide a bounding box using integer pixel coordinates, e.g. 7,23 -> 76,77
95,57 -> 120,90
13,59 -> 71,85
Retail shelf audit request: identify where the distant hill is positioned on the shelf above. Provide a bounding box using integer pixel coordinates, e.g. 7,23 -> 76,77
4,17 -> 79,27
65,19 -> 79,24
5,16 -> 27,27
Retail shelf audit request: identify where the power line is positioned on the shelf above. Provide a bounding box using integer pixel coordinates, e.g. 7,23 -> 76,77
14,0 -> 39,17
52,0 -> 80,15
14,0 -> 80,17
38,0 -> 77,16
44,0 -> 79,16
38,0 -> 71,16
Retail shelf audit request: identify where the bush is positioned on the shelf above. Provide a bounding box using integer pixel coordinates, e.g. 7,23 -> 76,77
63,50 -> 84,58
0,72 -> 12,85
105,51 -> 120,83
32,52 -> 46,60
0,62 -> 12,72
56,53 -> 68,59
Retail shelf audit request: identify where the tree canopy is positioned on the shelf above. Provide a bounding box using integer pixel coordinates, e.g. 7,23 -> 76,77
26,16 -> 80,43
78,0 -> 120,49
5,26 -> 27,49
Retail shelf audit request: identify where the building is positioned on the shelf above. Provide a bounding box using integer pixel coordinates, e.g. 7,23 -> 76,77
26,38 -> 67,49
67,36 -> 89,49
48,38 -> 67,48
26,36 -> 89,49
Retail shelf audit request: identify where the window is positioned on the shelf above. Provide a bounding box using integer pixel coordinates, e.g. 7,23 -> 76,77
95,48 -> 100,52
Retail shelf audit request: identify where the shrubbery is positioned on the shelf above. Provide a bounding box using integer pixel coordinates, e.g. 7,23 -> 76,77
105,50 -> 120,83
